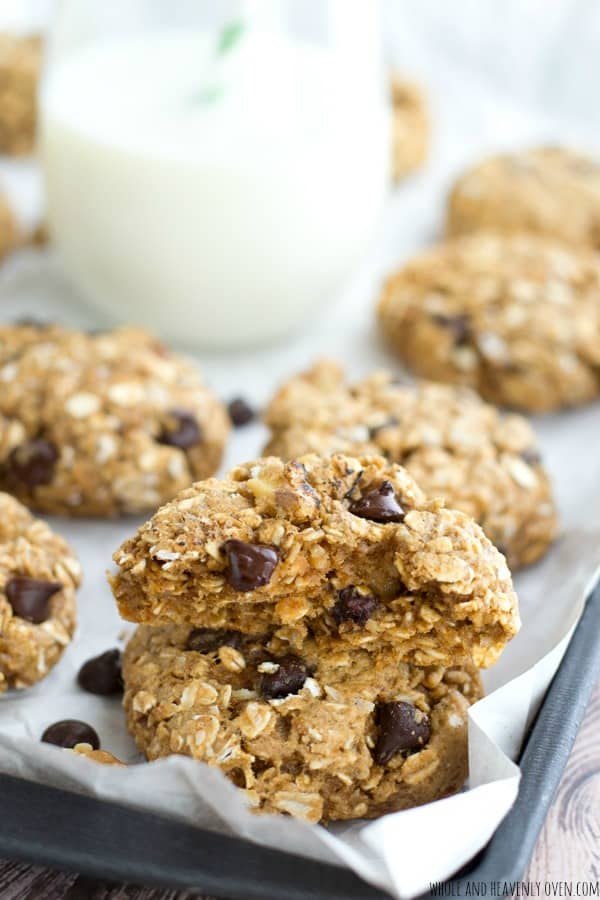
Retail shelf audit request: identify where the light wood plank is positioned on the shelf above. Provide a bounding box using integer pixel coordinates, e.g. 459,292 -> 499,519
525,679 -> 600,881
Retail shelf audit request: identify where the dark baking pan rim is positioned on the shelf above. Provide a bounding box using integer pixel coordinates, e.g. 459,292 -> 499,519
0,584 -> 598,900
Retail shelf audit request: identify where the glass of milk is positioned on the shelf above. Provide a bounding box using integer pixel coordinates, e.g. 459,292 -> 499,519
40,1 -> 390,348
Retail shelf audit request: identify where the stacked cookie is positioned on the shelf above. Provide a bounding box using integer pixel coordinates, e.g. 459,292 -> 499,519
111,453 -> 519,822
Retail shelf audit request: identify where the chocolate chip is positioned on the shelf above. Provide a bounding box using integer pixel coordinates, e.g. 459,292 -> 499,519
521,448 -> 541,466
373,702 -> 431,765
222,539 -> 279,591
187,628 -> 243,653
433,313 -> 471,345
5,576 -> 61,623
332,586 -> 378,625
41,720 -> 100,750
7,439 -> 59,486
228,397 -> 255,427
158,409 -> 202,449
77,649 -> 123,695
349,481 -> 405,523
259,655 -> 308,699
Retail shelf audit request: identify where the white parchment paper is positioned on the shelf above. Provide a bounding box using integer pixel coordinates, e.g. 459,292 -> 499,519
0,25 -> 600,898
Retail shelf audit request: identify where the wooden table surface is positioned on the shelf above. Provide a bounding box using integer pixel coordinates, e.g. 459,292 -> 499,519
1,679 -> 599,900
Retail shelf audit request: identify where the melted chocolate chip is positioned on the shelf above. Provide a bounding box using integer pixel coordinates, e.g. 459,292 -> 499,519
187,628 -> 243,653
222,539 -> 279,591
373,701 -> 431,765
7,439 -> 59,486
41,719 -> 100,750
433,313 -> 471,345
77,649 -> 123,695
332,586 -> 378,626
259,655 -> 308,699
158,409 -> 203,449
349,481 -> 405,523
521,448 -> 541,466
228,397 -> 255,427
5,576 -> 61,623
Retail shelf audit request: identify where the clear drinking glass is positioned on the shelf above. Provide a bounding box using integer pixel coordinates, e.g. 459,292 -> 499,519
40,1 -> 390,348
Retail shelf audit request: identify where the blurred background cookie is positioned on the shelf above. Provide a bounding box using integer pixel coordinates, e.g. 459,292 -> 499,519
446,146 -> 600,247
390,75 -> 429,181
378,232 -> 600,413
0,185 -> 20,260
0,33 -> 42,156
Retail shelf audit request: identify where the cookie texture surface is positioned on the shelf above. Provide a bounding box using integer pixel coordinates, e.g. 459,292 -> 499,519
0,492 -> 80,692
111,453 -> 519,668
446,146 -> 600,247
264,361 -> 557,569
378,232 -> 600,413
123,624 -> 482,822
0,34 -> 41,155
390,76 -> 428,182
0,324 -> 230,515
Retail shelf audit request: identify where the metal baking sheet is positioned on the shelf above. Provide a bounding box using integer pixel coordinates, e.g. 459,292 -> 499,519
1,584 -> 599,900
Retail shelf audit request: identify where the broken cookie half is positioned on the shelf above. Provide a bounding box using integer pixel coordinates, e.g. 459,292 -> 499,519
110,453 -> 519,669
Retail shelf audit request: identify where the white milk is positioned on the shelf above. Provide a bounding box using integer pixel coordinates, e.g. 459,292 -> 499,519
40,31 -> 390,347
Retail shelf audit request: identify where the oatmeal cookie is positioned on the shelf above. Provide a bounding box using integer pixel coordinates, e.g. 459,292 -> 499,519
111,453 -> 519,668
446,146 -> 600,247
0,34 -> 42,156
378,232 -> 600,413
0,324 -> 230,516
264,361 -> 557,568
390,76 -> 428,181
0,492 -> 80,692
123,624 -> 482,822
0,189 -> 20,261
